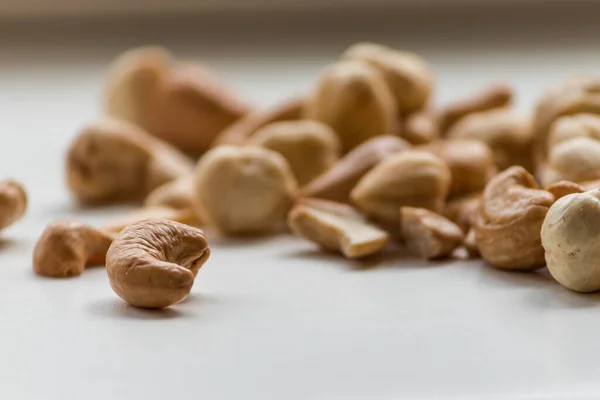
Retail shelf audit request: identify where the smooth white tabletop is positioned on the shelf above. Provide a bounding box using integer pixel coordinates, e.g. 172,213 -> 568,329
2,7 -> 600,399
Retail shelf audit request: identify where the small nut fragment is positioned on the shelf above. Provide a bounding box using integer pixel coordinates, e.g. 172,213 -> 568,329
402,109 -> 440,145
473,166 -> 554,270
400,207 -> 464,260
438,83 -> 513,134
299,136 -> 409,203
33,221 -> 115,278
66,118 -> 193,205
547,113 -> 600,149
351,150 -> 451,223
102,207 -> 201,234
250,120 -> 341,186
541,137 -> 600,187
446,108 -> 533,172
544,180 -> 584,200
304,59 -> 398,152
288,198 -> 388,258
343,42 -> 433,113
193,146 -> 297,235
444,193 -> 480,233
106,219 -> 210,308
0,179 -> 27,231
144,176 -> 195,209
212,96 -> 304,147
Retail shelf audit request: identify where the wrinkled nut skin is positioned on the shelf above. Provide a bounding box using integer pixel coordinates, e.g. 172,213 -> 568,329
545,180 -> 585,200
542,191 -> 600,292
250,120 -> 341,186
144,176 -> 195,210
541,137 -> 600,187
343,42 -> 433,113
474,166 -> 554,270
304,59 -> 398,152
438,82 -> 513,134
66,118 -> 193,204
212,96 -> 304,147
299,135 -> 410,203
103,46 -> 171,129
193,146 -> 298,236
446,108 -> 534,172
400,207 -> 464,260
102,207 -> 201,234
351,150 -> 451,224
0,179 -> 27,231
106,219 -> 210,309
420,139 -> 495,198
288,198 -> 388,258
444,193 -> 480,233
547,113 -> 600,149
33,221 -> 115,278
402,109 -> 440,145
145,64 -> 250,156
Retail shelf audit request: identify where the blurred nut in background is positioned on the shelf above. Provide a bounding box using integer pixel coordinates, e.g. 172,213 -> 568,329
0,179 -> 27,231
547,113 -> 600,149
541,137 -> 600,186
250,120 -> 341,186
444,193 -> 480,233
144,176 -> 196,210
102,206 -> 200,234
401,109 -> 440,145
544,180 -> 585,200
305,59 -> 398,152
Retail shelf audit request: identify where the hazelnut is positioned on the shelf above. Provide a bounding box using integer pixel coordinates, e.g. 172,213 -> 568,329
547,113 -> 600,150
541,137 -> 600,187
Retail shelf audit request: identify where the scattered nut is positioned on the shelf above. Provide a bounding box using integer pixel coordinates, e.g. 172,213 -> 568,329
250,120 -> 341,186
102,206 -> 201,234
66,117 -> 193,204
288,198 -> 388,258
343,42 -> 433,113
446,108 -> 533,172
106,219 -> 210,308
541,137 -> 600,187
193,145 -> 297,235
351,150 -> 451,224
400,207 -> 464,260
304,59 -> 398,152
144,176 -> 195,209
299,136 -> 409,203
544,180 -> 585,200
547,113 -> 600,149
0,179 -> 27,231
473,166 -> 554,270
444,193 -> 480,233
438,82 -> 513,134
402,109 -> 440,144
33,221 -> 115,278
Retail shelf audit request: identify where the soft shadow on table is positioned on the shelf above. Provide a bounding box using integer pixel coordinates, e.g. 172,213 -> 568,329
478,265 -> 554,289
0,237 -> 22,252
86,297 -> 192,320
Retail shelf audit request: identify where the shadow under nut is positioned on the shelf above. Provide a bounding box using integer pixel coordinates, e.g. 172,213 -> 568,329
106,219 -> 210,309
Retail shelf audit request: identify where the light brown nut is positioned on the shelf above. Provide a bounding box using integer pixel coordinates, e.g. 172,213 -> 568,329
464,228 -> 480,258
103,46 -> 171,129
351,150 -> 451,224
193,145 -> 297,236
420,139 -> 496,198
446,108 -> 534,172
473,166 -> 554,270
66,117 -> 193,205
343,42 -> 433,113
541,137 -> 600,187
33,221 -> 115,278
106,219 -> 210,309
299,136 -> 410,203
250,120 -> 341,186
547,113 -> 600,149
544,180 -> 585,200
144,63 -> 250,156
581,179 -> 600,190
102,207 -> 201,234
304,59 -> 398,152
212,96 -> 304,147
402,109 -> 440,145
438,83 -> 513,134
400,207 -> 464,260
288,198 -> 388,258
0,179 -> 27,231
144,176 -> 195,210
443,193 -> 480,233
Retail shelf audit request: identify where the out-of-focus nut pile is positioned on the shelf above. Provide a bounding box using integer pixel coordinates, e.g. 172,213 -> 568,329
18,42 -> 600,309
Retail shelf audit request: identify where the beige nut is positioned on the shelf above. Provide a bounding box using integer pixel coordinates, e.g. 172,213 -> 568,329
420,139 -> 496,198
446,108 -> 534,172
402,109 -> 440,145
102,206 -> 201,234
66,117 -> 193,205
351,150 -> 451,224
193,145 -> 297,235
299,136 -> 409,203
443,193 -> 480,233
304,59 -> 398,152
464,228 -> 480,258
400,207 -> 464,260
144,176 -> 195,210
212,95 -> 304,147
106,219 -> 210,309
0,179 -> 27,231
145,63 -> 250,156
438,82 -> 513,134
103,46 -> 171,129
343,42 -> 433,113
541,137 -> 600,187
288,198 -> 389,258
33,221 -> 115,278
547,113 -> 600,149
544,180 -> 585,200
473,166 -> 554,270
250,120 -> 341,186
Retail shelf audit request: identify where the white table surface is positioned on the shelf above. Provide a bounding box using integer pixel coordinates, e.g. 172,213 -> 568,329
2,6 -> 600,399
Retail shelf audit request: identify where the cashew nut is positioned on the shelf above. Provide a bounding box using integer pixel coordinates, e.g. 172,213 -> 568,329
102,206 -> 201,234
545,180 -> 585,200
0,179 -> 27,231
144,176 -> 195,210
547,113 -> 600,149
444,193 -> 480,233
402,109 -> 440,145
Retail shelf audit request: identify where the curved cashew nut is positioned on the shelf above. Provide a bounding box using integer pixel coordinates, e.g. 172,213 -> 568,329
0,179 -> 27,231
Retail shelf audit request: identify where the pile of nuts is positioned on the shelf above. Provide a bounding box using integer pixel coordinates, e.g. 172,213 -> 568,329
3,42 -> 600,309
